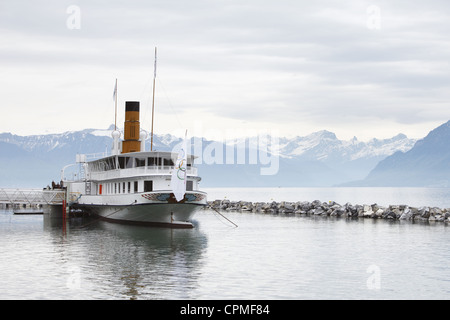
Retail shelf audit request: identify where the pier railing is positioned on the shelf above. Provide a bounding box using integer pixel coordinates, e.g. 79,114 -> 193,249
0,188 -> 66,205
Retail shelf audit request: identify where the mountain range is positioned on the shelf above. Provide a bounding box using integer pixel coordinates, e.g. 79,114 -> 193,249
0,121 -> 448,188
344,120 -> 450,187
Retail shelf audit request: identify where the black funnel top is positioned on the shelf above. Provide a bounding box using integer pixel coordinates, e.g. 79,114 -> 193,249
125,101 -> 139,112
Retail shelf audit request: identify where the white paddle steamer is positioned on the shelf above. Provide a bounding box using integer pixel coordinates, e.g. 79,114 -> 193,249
63,100 -> 207,228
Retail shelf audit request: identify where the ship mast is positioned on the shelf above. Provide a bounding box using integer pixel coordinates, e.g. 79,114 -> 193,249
151,47 -> 157,151
114,78 -> 118,131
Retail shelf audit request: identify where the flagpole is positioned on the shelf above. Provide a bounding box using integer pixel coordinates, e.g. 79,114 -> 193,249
151,47 -> 157,151
114,78 -> 118,131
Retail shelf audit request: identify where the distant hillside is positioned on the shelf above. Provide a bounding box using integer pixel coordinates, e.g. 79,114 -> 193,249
344,120 -> 450,187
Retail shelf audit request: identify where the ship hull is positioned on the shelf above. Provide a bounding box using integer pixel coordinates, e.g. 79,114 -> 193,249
73,191 -> 207,228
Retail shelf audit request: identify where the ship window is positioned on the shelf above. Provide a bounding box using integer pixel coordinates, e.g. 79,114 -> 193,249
144,180 -> 153,192
147,157 -> 162,167
116,157 -> 135,169
134,181 -> 138,193
136,158 -> 145,167
187,180 -> 193,191
128,182 -> 131,193
126,157 -> 134,168
165,158 -> 174,166
123,182 -> 126,193
118,157 -> 125,169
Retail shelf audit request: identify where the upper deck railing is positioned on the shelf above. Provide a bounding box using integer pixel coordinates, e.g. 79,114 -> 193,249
86,165 -> 198,182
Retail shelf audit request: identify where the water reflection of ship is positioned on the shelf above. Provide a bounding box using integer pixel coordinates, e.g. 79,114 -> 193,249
44,216 -> 208,299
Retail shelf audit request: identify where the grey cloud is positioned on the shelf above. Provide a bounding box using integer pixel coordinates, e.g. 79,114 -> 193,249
1,0 -> 450,138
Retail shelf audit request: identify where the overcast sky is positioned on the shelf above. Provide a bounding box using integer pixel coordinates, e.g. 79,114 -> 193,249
1,0 -> 450,141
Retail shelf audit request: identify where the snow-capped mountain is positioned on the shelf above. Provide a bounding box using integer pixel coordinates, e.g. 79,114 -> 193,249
352,120 -> 450,187
277,130 -> 415,161
214,130 -> 415,186
0,126 -> 417,187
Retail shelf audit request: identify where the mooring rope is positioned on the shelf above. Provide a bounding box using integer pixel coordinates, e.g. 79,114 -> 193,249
210,207 -> 238,228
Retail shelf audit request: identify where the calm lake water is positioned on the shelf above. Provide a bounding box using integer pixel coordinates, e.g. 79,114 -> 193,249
0,187 -> 449,300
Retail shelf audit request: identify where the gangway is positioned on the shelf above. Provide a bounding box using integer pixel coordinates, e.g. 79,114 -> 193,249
0,188 -> 66,206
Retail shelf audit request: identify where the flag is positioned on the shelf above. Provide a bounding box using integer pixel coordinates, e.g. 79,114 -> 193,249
171,135 -> 188,202
113,79 -> 117,101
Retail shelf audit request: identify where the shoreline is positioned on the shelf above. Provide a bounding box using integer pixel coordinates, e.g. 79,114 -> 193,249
207,199 -> 450,223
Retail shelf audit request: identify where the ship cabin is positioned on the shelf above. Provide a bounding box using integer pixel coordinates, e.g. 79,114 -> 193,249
70,151 -> 200,196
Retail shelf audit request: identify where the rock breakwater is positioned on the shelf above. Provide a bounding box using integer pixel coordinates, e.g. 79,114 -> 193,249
207,199 -> 450,223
